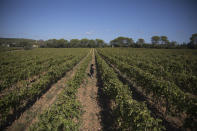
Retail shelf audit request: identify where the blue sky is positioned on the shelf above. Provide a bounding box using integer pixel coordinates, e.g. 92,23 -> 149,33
0,0 -> 197,43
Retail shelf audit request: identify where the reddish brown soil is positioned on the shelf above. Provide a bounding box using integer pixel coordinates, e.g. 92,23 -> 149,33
77,49 -> 102,131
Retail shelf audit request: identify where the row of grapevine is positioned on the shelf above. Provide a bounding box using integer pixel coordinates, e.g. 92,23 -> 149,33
95,53 -> 164,130
0,49 -> 88,92
30,51 -> 92,130
99,48 -> 197,95
113,54 -> 197,95
109,48 -> 197,76
98,49 -> 197,129
0,55 -> 74,92
0,49 -> 90,129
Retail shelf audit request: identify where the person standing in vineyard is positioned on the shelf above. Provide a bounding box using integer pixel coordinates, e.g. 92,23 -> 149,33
90,64 -> 94,79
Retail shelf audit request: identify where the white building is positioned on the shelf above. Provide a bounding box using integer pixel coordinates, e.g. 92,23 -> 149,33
32,44 -> 39,48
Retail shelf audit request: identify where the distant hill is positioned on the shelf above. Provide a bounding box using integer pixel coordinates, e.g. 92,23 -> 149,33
0,38 -> 36,47
0,38 -> 36,44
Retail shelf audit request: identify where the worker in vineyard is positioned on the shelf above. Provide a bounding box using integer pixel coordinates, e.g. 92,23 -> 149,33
90,64 -> 94,79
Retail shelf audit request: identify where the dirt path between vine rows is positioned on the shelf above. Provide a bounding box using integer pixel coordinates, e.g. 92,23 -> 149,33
5,49 -> 92,131
77,49 -> 102,131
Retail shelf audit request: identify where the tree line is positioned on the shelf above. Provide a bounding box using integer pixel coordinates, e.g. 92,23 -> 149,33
0,33 -> 196,49
40,38 -> 107,48
110,33 -> 197,49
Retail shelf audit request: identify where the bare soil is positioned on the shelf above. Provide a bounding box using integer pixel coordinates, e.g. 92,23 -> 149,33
5,51 -> 91,131
77,49 -> 102,131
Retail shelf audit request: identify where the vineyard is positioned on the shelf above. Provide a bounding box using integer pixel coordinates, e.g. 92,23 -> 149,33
0,48 -> 196,130
0,48 -> 90,130
97,48 -> 197,130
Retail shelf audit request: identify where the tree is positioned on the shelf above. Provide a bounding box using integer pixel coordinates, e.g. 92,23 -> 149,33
188,33 -> 197,49
110,37 -> 134,47
95,39 -> 105,48
46,39 -> 57,48
160,36 -> 169,44
169,41 -> 177,48
80,38 -> 89,47
69,39 -> 80,48
57,39 -> 68,48
19,41 -> 33,49
190,33 -> 197,44
20,41 -> 29,47
87,40 -> 96,48
151,36 -> 160,44
136,38 -> 145,47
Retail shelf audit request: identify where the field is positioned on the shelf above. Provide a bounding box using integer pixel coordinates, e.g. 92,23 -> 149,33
0,48 -> 196,130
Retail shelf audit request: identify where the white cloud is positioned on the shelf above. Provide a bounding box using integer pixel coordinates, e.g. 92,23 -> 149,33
85,31 -> 94,35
